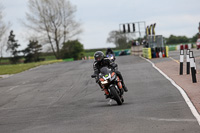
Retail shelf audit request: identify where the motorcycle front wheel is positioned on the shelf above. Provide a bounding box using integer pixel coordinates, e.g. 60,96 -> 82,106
109,86 -> 122,105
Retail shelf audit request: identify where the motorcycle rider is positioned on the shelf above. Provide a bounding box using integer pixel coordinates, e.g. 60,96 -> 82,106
92,51 -> 128,98
106,48 -> 115,61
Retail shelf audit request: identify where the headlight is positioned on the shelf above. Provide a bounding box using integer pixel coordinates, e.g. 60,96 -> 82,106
103,73 -> 111,80
101,80 -> 108,84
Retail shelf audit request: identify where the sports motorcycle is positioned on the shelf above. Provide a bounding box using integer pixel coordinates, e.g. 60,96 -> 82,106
91,66 -> 124,105
106,54 -> 115,62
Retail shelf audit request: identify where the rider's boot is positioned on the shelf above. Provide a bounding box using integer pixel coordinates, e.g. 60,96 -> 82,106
122,82 -> 128,92
116,71 -> 128,92
103,89 -> 110,99
121,95 -> 124,103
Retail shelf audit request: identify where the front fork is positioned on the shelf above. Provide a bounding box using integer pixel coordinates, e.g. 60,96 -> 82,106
100,78 -> 123,96
108,84 -> 123,97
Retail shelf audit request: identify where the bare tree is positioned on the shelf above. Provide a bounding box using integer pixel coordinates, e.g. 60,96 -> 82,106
0,3 -> 10,60
107,30 -> 133,48
0,36 -> 7,59
24,0 -> 82,59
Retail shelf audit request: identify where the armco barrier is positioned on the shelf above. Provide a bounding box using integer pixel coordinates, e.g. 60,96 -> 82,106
114,49 -> 131,56
168,45 -> 177,51
125,49 -> 131,55
114,51 -> 120,56
167,44 -> 195,51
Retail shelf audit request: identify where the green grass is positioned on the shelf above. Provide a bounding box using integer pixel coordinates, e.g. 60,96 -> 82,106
0,60 -> 63,75
0,59 -> 9,63
40,55 -> 56,60
0,55 -> 57,64
0,48 -> 132,75
0,59 -> 10,64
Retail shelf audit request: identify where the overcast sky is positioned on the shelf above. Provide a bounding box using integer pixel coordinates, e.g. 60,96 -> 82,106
1,0 -> 200,50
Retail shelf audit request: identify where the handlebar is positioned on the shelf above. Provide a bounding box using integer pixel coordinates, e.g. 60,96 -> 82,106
91,74 -> 97,78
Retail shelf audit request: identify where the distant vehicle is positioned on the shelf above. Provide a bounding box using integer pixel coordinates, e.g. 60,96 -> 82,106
106,54 -> 115,62
119,50 -> 127,56
196,38 -> 200,49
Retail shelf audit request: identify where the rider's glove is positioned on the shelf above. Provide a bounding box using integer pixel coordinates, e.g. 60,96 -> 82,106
111,63 -> 117,68
95,76 -> 99,83
96,78 -> 99,83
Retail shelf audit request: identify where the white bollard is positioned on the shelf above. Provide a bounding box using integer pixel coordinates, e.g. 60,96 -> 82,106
186,49 -> 190,74
189,51 -> 197,83
179,49 -> 184,75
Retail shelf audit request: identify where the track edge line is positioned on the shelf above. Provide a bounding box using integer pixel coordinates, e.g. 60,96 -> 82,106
140,56 -> 200,126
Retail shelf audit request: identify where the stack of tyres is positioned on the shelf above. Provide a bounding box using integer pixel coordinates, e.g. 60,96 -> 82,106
151,48 -> 156,58
151,47 -> 167,58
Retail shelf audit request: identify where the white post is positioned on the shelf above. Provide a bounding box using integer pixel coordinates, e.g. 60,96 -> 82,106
179,49 -> 184,75
186,49 -> 190,74
189,51 -> 197,83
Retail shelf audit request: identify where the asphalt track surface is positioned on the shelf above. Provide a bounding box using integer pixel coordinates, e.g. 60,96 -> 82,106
0,55 -> 200,133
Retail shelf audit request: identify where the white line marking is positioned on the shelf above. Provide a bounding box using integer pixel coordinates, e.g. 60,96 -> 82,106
146,117 -> 196,122
22,81 -> 30,85
141,56 -> 200,125
8,86 -> 18,91
169,57 -> 179,63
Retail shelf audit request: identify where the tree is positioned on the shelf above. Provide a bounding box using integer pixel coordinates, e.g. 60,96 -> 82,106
7,30 -> 21,64
166,35 -> 189,44
24,0 -> 82,59
0,3 -> 10,61
22,40 -> 42,63
191,33 -> 198,42
107,30 -> 132,48
61,40 -> 84,60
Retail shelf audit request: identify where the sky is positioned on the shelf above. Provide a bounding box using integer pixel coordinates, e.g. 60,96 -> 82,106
1,0 -> 200,51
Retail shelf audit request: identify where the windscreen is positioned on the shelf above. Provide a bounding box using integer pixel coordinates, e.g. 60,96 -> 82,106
100,67 -> 111,76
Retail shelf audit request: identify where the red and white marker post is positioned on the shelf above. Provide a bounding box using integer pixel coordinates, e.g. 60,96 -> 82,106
189,51 -> 197,83
186,49 -> 190,74
179,45 -> 184,75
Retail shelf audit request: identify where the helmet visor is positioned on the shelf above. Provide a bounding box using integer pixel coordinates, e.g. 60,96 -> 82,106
95,56 -> 102,61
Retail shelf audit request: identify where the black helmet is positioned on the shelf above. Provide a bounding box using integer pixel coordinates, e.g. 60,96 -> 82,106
94,51 -> 104,62
107,47 -> 111,51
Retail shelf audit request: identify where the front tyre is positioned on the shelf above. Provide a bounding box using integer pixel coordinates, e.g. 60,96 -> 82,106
110,86 -> 122,105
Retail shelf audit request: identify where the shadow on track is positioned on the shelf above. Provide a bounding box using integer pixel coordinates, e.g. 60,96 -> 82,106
91,101 -> 132,108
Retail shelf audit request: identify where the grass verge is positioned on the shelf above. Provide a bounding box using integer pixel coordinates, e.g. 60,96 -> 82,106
0,60 -> 63,75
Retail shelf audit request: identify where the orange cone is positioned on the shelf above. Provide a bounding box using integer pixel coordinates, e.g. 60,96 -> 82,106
162,50 -> 165,57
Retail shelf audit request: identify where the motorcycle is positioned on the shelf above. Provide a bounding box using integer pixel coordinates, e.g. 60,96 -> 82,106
91,66 -> 124,105
106,54 -> 115,62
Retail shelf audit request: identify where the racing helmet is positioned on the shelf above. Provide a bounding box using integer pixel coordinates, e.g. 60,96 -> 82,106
94,51 -> 104,62
107,47 -> 111,51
